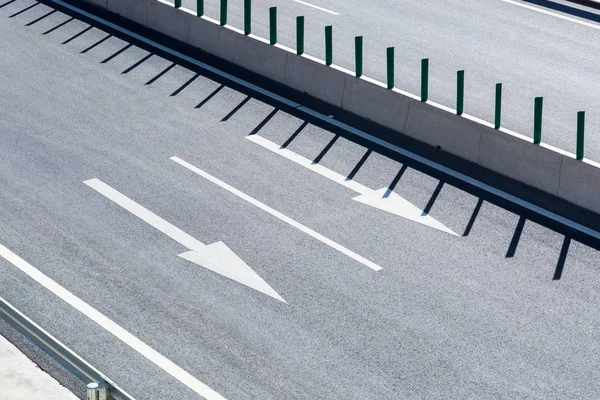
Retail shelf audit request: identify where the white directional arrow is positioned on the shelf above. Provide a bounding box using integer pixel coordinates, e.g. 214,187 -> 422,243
245,135 -> 459,236
83,178 -> 286,303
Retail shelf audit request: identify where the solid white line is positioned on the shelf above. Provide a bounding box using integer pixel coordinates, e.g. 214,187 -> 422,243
245,135 -> 370,195
0,245 -> 227,400
292,0 -> 339,15
501,0 -> 600,31
50,0 -> 600,242
83,179 -> 206,253
170,156 -> 383,271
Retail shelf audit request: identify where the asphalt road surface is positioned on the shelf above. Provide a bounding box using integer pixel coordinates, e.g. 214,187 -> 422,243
182,0 -> 600,161
2,1 -> 600,399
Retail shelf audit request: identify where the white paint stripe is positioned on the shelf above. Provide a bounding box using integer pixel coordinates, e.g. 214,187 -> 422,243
50,0 -> 600,242
501,0 -> 600,31
0,245 -> 227,400
246,135 -> 370,195
170,156 -> 383,271
292,0 -> 339,15
83,179 -> 206,253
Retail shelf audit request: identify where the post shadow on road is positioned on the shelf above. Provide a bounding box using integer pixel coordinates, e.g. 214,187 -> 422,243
248,108 -> 279,136
101,43 -> 132,64
146,62 -> 176,85
122,52 -> 153,74
195,84 -> 224,109
8,1 -> 36,17
81,33 -> 111,54
522,0 -> 600,23
222,95 -> 251,122
463,198 -> 484,237
384,165 -> 408,198
25,8 -> 56,26
553,236 -> 572,280
0,0 -> 17,10
62,25 -> 92,45
280,121 -> 308,148
43,16 -> 74,35
313,135 -> 340,164
171,72 -> 199,96
506,216 -> 527,257
422,181 -> 444,216
346,149 -> 372,181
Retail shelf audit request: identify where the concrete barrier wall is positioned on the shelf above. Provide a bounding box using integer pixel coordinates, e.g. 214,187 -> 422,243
78,0 -> 600,215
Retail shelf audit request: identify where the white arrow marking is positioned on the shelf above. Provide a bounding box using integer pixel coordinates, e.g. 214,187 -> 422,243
245,135 -> 459,236
83,178 -> 286,302
170,157 -> 383,271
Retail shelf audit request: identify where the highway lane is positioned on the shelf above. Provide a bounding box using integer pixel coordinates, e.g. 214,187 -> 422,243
182,0 -> 600,161
2,1 -> 600,399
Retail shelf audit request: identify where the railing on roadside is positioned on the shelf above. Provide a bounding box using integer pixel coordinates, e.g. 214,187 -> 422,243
0,296 -> 135,400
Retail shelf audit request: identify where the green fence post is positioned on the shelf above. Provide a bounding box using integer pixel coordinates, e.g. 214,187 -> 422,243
534,97 -> 543,145
220,0 -> 227,25
244,0 -> 251,35
197,0 -> 204,16
457,70 -> 464,115
325,26 -> 332,66
494,83 -> 502,129
355,36 -> 363,77
174,0 -> 181,8
386,47 -> 394,89
296,16 -> 304,55
269,7 -> 277,45
577,111 -> 585,160
421,58 -> 429,102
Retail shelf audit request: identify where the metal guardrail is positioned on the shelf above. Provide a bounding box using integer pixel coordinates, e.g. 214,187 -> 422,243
0,296 -> 136,400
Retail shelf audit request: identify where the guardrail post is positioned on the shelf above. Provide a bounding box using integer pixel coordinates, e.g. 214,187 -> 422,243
98,382 -> 110,400
386,47 -> 394,89
197,0 -> 204,16
577,111 -> 585,160
296,16 -> 304,55
244,0 -> 251,35
325,26 -> 333,66
87,383 -> 99,400
494,83 -> 502,129
534,97 -> 543,144
220,0 -> 227,25
355,36 -> 363,77
269,7 -> 277,45
174,0 -> 181,8
457,70 -> 464,115
421,58 -> 429,102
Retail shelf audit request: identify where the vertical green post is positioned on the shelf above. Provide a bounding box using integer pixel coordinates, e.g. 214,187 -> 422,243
457,70 -> 464,115
533,97 -> 543,145
244,0 -> 251,35
386,47 -> 394,89
494,83 -> 502,129
421,58 -> 429,102
269,7 -> 277,45
174,0 -> 181,8
296,16 -> 304,55
577,111 -> 585,160
220,0 -> 227,25
325,26 -> 332,66
197,0 -> 204,16
355,36 -> 363,77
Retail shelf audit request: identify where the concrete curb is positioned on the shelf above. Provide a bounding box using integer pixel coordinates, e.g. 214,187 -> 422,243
79,0 -> 600,215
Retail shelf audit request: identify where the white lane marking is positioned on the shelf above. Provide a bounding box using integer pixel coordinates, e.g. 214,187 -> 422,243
501,0 -> 600,31
292,0 -> 339,15
50,0 -> 600,242
246,135 -> 458,236
170,156 -> 383,271
84,179 -> 285,302
0,244 -> 227,400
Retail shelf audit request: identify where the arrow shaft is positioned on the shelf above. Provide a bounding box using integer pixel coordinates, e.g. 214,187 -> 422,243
83,179 -> 206,253
246,134 -> 371,195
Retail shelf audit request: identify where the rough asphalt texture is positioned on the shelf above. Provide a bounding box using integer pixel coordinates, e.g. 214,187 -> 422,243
1,1 -> 600,399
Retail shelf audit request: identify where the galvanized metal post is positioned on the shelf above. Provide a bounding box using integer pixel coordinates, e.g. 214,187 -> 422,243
269,7 -> 277,45
421,58 -> 429,102
457,70 -> 464,115
98,382 -> 110,400
87,383 -> 99,400
325,26 -> 333,66
386,47 -> 394,89
495,83 -> 502,129
197,0 -> 204,16
534,97 -> 543,144
296,16 -> 304,55
577,111 -> 585,160
355,36 -> 363,77
220,0 -> 227,26
244,0 -> 251,35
